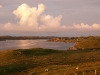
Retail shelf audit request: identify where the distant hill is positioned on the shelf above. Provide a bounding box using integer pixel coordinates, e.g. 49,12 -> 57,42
74,36 -> 100,49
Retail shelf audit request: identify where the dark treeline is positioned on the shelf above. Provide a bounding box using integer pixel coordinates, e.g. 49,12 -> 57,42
0,36 -> 56,41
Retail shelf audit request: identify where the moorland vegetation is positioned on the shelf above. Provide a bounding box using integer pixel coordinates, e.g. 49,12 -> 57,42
0,48 -> 100,75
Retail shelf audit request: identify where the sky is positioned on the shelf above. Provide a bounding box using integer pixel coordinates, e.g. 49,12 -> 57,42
0,0 -> 100,37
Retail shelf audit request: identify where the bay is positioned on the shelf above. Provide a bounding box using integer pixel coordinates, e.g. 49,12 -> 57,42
0,40 -> 75,50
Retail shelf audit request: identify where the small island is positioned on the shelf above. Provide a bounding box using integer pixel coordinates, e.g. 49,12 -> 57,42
48,36 -> 100,50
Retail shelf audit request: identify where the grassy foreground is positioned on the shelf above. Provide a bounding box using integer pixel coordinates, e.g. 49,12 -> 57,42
0,48 -> 100,75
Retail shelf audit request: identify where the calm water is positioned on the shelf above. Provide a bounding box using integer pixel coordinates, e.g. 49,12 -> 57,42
0,40 -> 75,50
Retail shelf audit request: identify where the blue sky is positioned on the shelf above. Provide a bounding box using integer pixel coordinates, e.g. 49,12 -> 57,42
0,0 -> 100,36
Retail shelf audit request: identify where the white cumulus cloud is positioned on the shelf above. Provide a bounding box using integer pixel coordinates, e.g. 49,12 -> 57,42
13,3 -> 46,26
73,23 -> 100,31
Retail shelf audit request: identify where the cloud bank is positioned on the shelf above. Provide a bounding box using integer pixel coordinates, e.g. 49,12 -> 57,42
0,3 -> 100,33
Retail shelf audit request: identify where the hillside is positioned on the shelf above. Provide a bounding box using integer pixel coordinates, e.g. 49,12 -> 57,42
74,36 -> 100,49
0,48 -> 100,75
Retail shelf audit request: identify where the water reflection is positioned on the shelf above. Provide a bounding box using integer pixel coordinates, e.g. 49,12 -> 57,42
0,40 -> 75,50
18,40 -> 31,47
